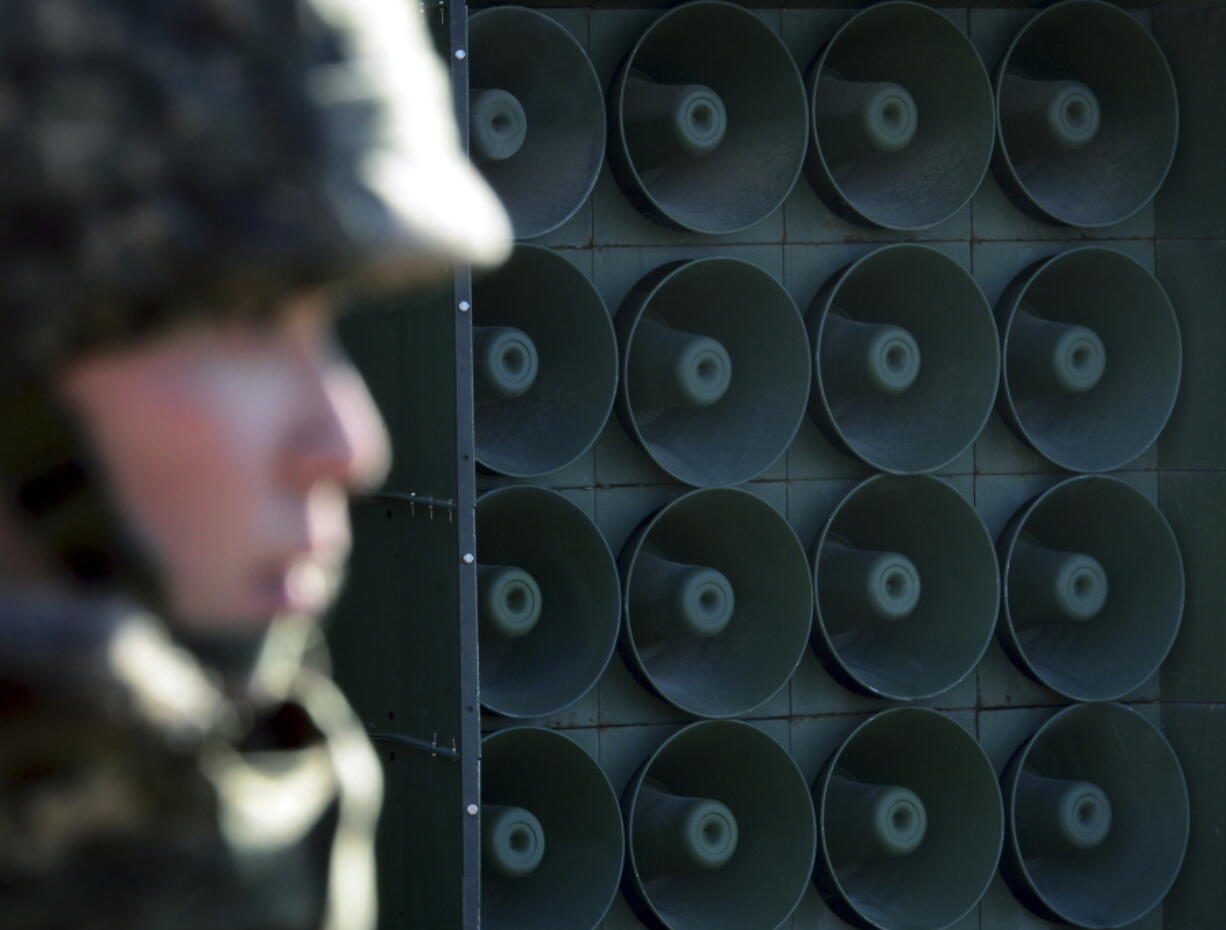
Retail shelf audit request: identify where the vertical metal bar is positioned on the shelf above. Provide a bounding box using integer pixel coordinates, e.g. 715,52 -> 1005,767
446,1 -> 480,927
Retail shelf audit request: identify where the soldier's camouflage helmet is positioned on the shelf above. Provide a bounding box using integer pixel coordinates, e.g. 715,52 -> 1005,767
0,0 -> 511,373
0,0 -> 511,600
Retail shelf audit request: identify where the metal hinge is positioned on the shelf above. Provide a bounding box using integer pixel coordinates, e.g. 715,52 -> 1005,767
362,491 -> 457,523
369,730 -> 460,762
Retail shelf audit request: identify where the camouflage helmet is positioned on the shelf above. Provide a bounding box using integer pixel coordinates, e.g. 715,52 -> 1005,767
0,0 -> 510,609
0,0 -> 510,372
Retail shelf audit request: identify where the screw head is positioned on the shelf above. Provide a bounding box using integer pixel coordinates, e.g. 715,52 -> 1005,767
458,300 -> 471,312
462,553 -> 475,564
454,48 -> 467,60
466,803 -> 479,816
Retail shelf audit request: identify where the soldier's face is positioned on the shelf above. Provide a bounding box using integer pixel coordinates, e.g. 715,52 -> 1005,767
56,295 -> 390,630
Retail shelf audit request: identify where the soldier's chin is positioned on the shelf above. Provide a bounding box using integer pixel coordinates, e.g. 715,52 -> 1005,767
239,561 -> 338,624
165,564 -> 343,640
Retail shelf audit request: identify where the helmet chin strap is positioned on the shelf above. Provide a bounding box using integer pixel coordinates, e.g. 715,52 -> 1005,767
0,374 -> 274,680
168,611 -> 321,700
0,376 -> 158,594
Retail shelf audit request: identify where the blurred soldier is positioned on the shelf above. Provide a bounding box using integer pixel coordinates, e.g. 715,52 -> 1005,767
0,1 -> 509,927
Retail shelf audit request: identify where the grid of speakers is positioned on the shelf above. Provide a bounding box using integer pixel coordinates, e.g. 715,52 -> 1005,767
469,3 -> 1190,930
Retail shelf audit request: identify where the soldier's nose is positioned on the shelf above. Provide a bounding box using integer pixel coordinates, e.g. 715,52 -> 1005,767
287,355 -> 391,494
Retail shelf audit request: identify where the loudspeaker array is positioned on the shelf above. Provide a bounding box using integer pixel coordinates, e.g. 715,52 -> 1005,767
469,3 -> 1189,928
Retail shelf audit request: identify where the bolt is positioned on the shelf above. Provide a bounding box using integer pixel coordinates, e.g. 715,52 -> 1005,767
454,49 -> 467,60
462,553 -> 475,564
466,803 -> 479,816
458,300 -> 471,312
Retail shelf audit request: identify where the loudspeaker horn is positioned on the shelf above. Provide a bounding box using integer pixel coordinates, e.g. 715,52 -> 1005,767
806,1 -> 995,230
477,486 -> 620,718
997,247 -> 1181,472
993,0 -> 1179,228
608,0 -> 809,234
474,244 -> 618,478
812,475 -> 999,701
814,708 -> 1003,930
623,720 -> 816,930
808,244 -> 999,474
617,257 -> 810,487
620,487 -> 813,718
468,7 -> 606,239
482,726 -> 624,930
998,475 -> 1184,701
1001,702 -> 1189,928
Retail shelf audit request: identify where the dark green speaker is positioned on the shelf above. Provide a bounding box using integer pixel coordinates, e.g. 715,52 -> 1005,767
993,0 -> 1179,227
477,486 -> 620,718
623,720 -> 816,930
814,708 -> 1002,930
808,244 -> 999,474
620,487 -> 812,718
812,476 -> 998,701
473,244 -> 617,478
608,0 -> 808,233
1001,703 -> 1189,928
998,476 -> 1184,702
617,257 -> 810,487
481,727 -> 624,930
997,247 -> 1181,472
468,6 -> 605,239
806,1 -> 995,230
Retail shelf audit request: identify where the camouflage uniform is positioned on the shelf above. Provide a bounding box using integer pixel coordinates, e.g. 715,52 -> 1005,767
0,600 -> 381,930
0,1 -> 508,927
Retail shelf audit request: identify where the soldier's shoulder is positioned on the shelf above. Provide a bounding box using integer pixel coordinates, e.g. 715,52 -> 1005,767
0,591 -> 223,885
0,593 -> 378,929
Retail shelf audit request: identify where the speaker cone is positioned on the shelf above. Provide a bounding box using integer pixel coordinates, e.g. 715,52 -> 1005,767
997,247 -> 1181,473
621,488 -> 813,718
814,708 -> 1003,930
618,257 -> 810,487
1001,702 -> 1189,928
478,486 -> 620,718
623,720 -> 816,930
468,7 -> 606,238
998,475 -> 1184,701
482,726 -> 624,930
807,1 -> 995,230
609,0 -> 809,234
808,244 -> 999,474
474,244 -> 617,478
813,475 -> 999,701
993,0 -> 1179,227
